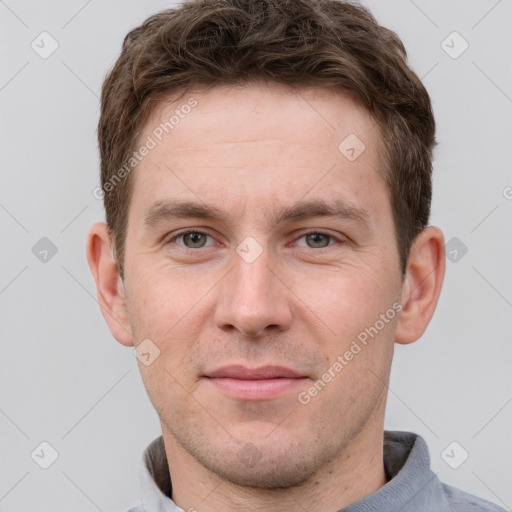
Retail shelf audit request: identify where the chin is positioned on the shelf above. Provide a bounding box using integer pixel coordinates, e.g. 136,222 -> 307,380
173,425 -> 340,490
199,446 -> 322,489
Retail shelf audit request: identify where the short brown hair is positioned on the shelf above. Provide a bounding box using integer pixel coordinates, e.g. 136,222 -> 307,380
98,0 -> 436,277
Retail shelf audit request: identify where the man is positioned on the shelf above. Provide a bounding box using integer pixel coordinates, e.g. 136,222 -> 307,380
86,0 -> 506,510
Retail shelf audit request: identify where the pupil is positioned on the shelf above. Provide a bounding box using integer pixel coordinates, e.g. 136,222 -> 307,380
307,233 -> 328,248
185,233 -> 205,247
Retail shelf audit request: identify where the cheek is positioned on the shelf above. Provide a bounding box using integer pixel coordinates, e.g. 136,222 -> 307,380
126,260 -> 207,334
291,261 -> 397,342
302,274 -> 396,416
125,260 -> 218,392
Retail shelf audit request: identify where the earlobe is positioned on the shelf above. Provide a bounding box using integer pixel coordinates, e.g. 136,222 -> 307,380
86,223 -> 134,346
395,227 -> 445,345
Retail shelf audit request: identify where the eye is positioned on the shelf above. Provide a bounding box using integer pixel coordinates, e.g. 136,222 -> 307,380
168,230 -> 216,249
295,231 -> 338,249
165,229 -> 343,252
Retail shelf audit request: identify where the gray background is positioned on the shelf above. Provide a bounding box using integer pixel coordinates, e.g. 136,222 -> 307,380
1,0 -> 511,510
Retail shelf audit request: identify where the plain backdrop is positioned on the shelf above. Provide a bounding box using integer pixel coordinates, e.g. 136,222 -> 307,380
0,0 -> 511,510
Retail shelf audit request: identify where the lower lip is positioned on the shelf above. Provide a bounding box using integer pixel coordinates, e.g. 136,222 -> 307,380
206,377 -> 307,400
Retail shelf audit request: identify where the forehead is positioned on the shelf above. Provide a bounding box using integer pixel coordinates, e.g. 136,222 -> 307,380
130,82 -> 389,228
145,82 -> 381,156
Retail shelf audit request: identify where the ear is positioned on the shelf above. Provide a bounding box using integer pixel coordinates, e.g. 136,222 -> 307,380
395,226 -> 445,345
86,222 -> 134,346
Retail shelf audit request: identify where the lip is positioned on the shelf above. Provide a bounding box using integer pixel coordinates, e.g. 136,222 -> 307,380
206,365 -> 304,379
204,365 -> 308,400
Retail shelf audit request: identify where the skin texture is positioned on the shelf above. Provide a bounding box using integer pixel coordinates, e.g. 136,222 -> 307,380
87,82 -> 445,512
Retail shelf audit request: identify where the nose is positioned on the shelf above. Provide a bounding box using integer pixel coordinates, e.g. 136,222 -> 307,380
214,244 -> 293,337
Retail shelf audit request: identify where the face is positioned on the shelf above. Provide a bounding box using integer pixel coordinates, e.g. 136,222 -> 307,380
122,83 -> 404,488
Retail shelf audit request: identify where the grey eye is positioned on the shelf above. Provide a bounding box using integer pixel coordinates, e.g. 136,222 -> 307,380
304,233 -> 331,248
182,232 -> 208,248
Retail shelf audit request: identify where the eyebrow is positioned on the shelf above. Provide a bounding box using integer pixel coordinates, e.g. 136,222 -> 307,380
143,198 -> 370,230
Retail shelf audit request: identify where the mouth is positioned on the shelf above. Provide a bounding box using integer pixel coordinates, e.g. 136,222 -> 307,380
203,365 -> 309,400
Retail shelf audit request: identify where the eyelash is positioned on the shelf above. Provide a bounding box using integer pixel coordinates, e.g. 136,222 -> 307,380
165,229 -> 344,251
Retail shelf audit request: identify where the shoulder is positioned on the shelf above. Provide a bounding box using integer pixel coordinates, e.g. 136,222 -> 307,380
125,505 -> 144,512
441,482 -> 507,512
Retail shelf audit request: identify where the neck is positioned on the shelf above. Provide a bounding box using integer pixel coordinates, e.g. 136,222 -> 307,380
160,411 -> 388,512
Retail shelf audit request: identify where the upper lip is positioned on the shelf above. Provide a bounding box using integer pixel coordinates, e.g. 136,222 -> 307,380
205,365 -> 306,380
